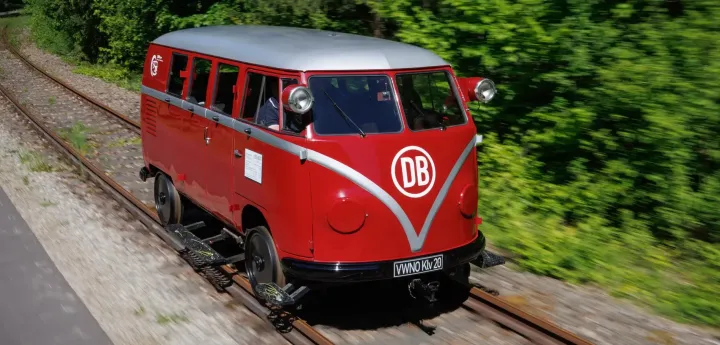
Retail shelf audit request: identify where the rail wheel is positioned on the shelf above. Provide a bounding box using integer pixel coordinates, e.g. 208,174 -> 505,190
244,226 -> 286,289
153,173 -> 182,225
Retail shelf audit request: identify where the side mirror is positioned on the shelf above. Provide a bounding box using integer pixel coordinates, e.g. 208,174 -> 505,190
281,84 -> 314,114
458,77 -> 497,103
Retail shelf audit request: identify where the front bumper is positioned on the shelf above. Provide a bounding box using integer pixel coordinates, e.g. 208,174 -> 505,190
281,232 -> 485,283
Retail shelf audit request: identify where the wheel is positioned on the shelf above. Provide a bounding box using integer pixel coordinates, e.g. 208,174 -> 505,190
153,172 -> 182,225
244,226 -> 286,289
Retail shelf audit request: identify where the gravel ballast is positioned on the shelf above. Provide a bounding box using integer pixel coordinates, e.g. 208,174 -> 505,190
0,101 -> 287,345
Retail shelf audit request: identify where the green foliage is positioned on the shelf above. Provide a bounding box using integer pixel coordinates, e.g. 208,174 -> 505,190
21,0 -> 720,326
155,312 -> 188,324
90,0 -> 380,69
72,63 -> 142,91
107,136 -> 142,148
0,0 -> 24,11
23,0 -> 105,61
18,150 -> 54,172
59,122 -> 92,156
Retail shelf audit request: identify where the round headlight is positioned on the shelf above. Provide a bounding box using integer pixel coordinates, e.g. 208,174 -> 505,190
474,79 -> 497,103
286,86 -> 314,114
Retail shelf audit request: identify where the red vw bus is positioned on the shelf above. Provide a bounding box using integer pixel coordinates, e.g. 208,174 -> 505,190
139,25 -> 502,305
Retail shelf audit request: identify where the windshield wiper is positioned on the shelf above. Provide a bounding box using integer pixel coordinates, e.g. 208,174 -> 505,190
323,90 -> 366,137
411,100 -> 446,131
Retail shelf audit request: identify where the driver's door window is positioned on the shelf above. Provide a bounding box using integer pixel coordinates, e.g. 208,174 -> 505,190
396,71 -> 466,131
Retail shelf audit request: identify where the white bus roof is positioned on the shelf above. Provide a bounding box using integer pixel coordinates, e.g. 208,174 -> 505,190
152,25 -> 450,72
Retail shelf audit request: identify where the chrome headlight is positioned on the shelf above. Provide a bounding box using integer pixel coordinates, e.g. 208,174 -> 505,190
285,86 -> 314,114
474,79 -> 497,103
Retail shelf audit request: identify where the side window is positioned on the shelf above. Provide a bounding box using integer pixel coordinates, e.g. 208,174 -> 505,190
396,71 -> 467,131
187,57 -> 212,105
167,53 -> 188,98
241,72 -> 280,129
211,63 -> 239,116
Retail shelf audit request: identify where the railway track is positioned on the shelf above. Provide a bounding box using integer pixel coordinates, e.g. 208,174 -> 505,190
0,27 -> 593,345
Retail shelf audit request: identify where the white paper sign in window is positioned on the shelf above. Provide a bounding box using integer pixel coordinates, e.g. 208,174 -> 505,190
244,149 -> 263,184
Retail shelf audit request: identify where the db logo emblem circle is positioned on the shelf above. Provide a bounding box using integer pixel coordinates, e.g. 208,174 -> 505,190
150,54 -> 163,77
391,146 -> 436,198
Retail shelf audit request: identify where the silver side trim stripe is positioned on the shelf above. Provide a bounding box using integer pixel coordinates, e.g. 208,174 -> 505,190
417,138 -> 476,249
142,86 -> 476,252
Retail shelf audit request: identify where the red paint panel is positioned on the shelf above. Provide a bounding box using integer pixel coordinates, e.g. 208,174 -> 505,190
171,103 -> 208,200
141,45 -> 170,91
326,198 -> 366,234
232,129 -> 314,258
204,122 -> 235,223
458,184 -> 478,218
308,125 -> 478,262
141,45 -> 182,181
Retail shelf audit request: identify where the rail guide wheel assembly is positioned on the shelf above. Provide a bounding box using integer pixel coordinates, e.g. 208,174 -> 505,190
166,221 -> 244,292
254,282 -> 310,308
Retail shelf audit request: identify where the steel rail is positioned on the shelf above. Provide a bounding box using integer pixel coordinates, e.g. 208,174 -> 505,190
464,287 -> 593,345
0,28 -> 332,345
2,26 -> 594,345
3,31 -> 141,134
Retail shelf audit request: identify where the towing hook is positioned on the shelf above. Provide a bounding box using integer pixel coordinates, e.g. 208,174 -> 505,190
408,278 -> 440,303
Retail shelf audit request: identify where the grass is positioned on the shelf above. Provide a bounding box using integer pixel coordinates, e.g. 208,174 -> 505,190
48,96 -> 55,105
133,306 -> 146,316
39,200 -> 56,207
59,122 -> 92,156
22,176 -> 29,185
155,313 -> 188,325
72,63 -> 142,92
18,150 -> 54,172
108,136 -> 141,148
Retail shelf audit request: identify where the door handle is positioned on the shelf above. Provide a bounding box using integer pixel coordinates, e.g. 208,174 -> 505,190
204,127 -> 211,145
234,149 -> 242,158
212,115 -> 220,122
244,128 -> 252,135
187,105 -> 194,111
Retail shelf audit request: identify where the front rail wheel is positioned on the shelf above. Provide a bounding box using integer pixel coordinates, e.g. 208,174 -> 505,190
153,173 -> 182,226
244,226 -> 286,289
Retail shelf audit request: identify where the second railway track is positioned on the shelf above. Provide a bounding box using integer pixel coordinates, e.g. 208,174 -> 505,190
0,27 -> 593,345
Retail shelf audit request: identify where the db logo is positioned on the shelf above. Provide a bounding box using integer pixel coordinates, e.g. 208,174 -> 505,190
150,54 -> 163,77
391,146 -> 436,198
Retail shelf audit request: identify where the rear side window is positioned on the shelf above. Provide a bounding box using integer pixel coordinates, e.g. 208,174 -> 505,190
241,72 -> 280,129
167,53 -> 188,98
212,63 -> 239,116
187,57 -> 212,105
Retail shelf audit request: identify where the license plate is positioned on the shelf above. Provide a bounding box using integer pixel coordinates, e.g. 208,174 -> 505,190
393,254 -> 443,278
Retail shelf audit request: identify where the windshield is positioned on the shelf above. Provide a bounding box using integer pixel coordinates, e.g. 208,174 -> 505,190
396,71 -> 467,131
308,75 -> 402,135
